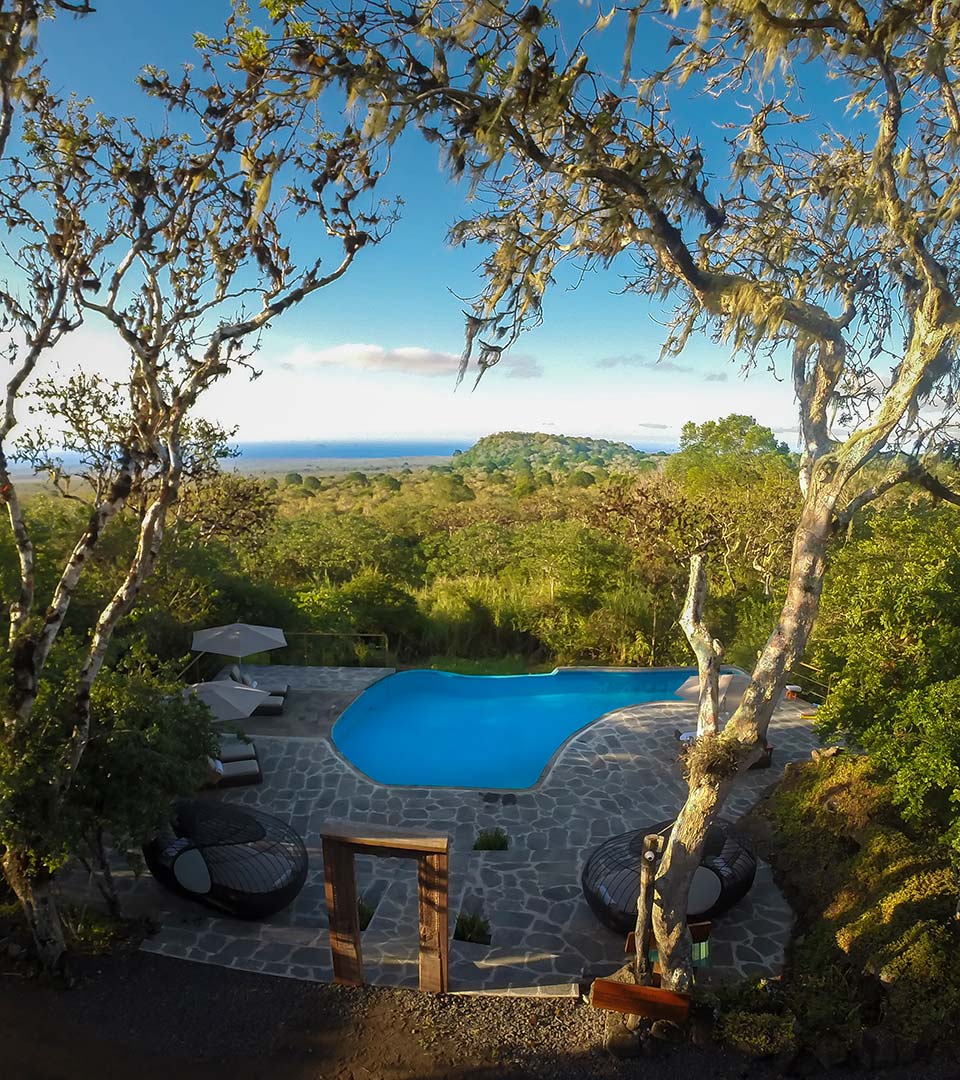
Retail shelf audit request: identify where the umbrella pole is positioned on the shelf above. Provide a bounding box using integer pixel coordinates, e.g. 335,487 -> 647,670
179,652 -> 205,681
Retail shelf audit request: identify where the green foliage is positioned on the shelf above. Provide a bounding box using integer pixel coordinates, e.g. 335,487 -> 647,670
811,507 -> 960,851
0,641 -> 215,885
68,645 -> 218,854
284,472 -> 303,485
457,431 -> 650,474
567,469 -> 595,488
358,895 -> 375,930
761,756 -> 960,1055
677,415 -> 791,460
417,655 -> 553,675
473,827 -> 509,851
454,910 -> 491,945
60,905 -> 130,955
716,1010 -> 795,1057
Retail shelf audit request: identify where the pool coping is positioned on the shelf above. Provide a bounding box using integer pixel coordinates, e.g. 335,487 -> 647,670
326,664 -> 750,794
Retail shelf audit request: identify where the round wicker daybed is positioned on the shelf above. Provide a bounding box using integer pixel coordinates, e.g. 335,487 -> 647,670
581,818 -> 757,935
143,799 -> 308,919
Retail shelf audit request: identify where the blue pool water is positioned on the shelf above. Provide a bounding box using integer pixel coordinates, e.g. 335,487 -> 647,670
332,667 -> 697,789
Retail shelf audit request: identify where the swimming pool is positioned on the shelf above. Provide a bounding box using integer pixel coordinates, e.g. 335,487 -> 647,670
332,667 -> 698,789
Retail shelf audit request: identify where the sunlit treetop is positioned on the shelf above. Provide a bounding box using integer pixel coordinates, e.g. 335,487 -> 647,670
258,0 -> 960,493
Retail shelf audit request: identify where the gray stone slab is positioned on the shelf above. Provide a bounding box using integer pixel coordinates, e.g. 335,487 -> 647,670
56,665 -> 819,995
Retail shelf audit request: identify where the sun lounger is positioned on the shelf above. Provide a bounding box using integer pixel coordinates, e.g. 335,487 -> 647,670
203,750 -> 262,788
217,735 -> 258,763
252,694 -> 285,717
215,757 -> 263,787
228,666 -> 290,698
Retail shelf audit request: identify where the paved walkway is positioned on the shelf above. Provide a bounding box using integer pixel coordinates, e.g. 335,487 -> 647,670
73,667 -> 820,995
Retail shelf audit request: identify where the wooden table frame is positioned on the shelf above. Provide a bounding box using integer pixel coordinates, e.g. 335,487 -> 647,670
320,821 -> 450,993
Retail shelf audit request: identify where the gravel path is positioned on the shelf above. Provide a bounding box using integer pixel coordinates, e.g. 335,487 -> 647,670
2,952 -> 957,1080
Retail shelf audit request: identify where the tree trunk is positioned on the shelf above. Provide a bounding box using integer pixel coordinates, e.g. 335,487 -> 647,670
80,830 -> 121,919
651,495 -> 836,990
1,846 -> 66,972
679,554 -> 723,736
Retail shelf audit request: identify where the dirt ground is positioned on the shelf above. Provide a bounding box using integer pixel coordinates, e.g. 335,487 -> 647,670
2,951 -> 959,1080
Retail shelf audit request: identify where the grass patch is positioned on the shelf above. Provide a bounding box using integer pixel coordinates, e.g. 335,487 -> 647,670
415,656 -> 554,675
734,754 -> 960,1063
454,910 -> 491,945
473,828 -> 509,851
357,895 -> 376,931
60,906 -> 126,954
716,1009 -> 796,1057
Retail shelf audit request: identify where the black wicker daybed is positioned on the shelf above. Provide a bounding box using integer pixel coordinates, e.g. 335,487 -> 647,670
581,817 -> 757,935
143,799 -> 308,918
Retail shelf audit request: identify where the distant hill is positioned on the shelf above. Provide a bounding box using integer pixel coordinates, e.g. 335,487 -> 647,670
456,431 -> 659,473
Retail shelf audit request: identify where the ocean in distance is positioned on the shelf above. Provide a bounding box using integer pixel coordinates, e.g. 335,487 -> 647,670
232,438 -> 676,460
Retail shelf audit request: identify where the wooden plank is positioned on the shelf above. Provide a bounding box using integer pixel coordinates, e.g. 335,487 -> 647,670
322,838 -> 363,986
417,852 -> 449,993
321,820 -> 449,855
590,979 -> 690,1023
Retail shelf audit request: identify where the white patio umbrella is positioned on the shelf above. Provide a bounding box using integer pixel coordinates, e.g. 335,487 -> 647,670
183,681 -> 269,722
191,622 -> 287,662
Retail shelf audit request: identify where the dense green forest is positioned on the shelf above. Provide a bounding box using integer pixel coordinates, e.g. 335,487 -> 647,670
3,415 -> 958,863
3,414 -> 958,861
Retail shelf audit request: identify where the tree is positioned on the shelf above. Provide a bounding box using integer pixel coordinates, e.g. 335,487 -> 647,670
281,0 -> 960,990
0,15 -> 392,969
0,2 -> 94,160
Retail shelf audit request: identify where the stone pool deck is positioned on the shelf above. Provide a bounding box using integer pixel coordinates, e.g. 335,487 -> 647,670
71,666 -> 820,995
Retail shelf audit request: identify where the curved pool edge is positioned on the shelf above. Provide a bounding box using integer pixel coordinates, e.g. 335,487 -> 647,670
328,665 -> 737,793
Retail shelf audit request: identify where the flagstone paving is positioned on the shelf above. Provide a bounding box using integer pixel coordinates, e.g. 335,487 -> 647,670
71,666 -> 821,995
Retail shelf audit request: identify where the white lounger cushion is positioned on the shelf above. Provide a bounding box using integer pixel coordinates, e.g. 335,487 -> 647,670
219,758 -> 262,783
217,736 -> 258,763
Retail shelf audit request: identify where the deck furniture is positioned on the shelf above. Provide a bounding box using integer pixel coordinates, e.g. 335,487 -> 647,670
143,800 -> 308,918
581,818 -> 757,934
228,665 -> 290,698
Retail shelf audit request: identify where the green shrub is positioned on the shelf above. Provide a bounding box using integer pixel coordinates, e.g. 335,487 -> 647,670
454,911 -> 491,945
358,895 -> 375,931
760,756 -> 960,1054
284,472 -> 303,485
716,1010 -> 795,1057
473,827 -> 509,851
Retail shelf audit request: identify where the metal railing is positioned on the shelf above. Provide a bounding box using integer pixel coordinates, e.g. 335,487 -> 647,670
787,660 -> 831,705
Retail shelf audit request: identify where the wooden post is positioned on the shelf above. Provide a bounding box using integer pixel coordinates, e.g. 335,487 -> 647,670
322,836 -> 363,986
320,822 -> 450,993
633,833 -> 663,984
418,851 -> 449,993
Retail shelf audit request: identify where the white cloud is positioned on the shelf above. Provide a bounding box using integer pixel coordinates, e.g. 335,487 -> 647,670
279,342 -> 461,377
276,341 -> 545,381
594,353 -> 694,374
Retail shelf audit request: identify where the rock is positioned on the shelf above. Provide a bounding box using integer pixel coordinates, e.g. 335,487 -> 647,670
788,1048 -> 821,1075
640,1034 -> 662,1057
772,1047 -> 799,1073
604,1016 -> 641,1059
855,1028 -> 904,1068
811,746 -> 842,762
6,943 -> 24,960
649,1019 -> 685,1043
810,1033 -> 848,1069
689,1013 -> 714,1047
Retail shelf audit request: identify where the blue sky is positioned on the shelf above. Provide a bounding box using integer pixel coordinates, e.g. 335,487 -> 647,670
36,1 -> 811,449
